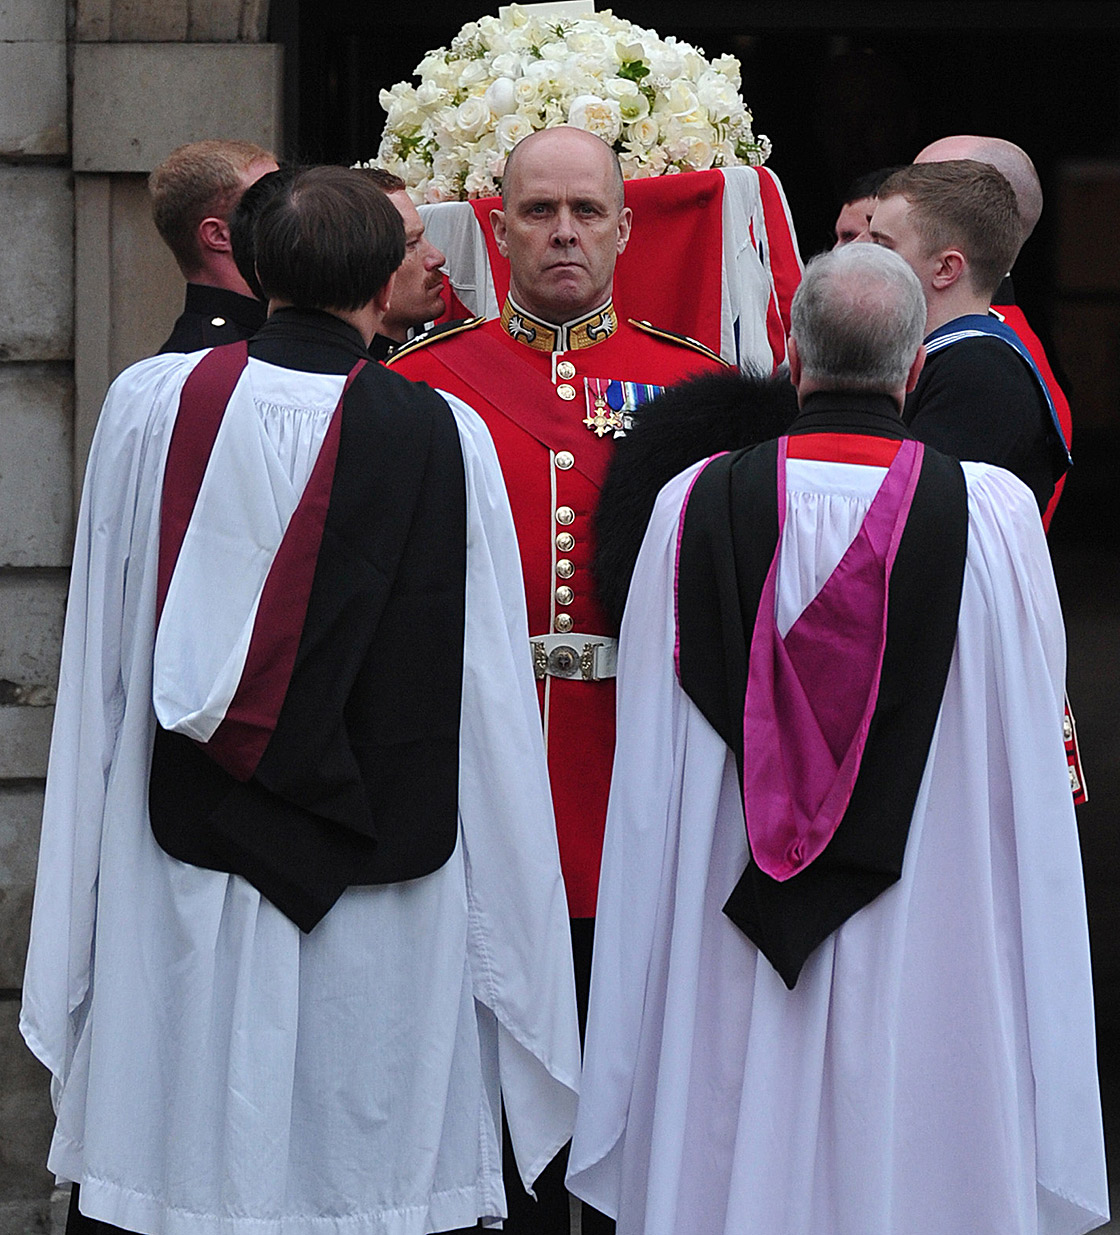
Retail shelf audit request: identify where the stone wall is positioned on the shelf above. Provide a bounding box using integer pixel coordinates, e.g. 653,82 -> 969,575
0,1 -> 279,1230
0,0 -> 72,1226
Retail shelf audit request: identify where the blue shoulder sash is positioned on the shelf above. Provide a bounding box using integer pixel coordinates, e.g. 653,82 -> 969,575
924,314 -> 1071,464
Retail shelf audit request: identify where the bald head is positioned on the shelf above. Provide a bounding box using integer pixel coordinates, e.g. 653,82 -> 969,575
491,126 -> 632,324
914,135 -> 1042,246
501,126 -> 625,211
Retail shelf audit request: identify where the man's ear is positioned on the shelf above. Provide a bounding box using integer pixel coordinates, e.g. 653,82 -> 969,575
787,336 -> 802,390
375,271 -> 397,318
198,216 -> 233,255
930,248 -> 966,291
490,208 -> 508,257
616,206 -> 633,255
905,343 -> 927,393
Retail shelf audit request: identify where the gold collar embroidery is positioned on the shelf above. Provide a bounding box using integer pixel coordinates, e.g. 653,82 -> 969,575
500,297 -> 618,352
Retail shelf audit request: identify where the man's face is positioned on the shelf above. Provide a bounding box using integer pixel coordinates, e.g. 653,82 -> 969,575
491,130 -> 632,324
833,196 -> 875,247
867,194 -> 935,289
382,190 -> 447,342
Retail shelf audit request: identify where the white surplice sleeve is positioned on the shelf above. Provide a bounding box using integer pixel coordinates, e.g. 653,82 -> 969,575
20,353 -> 197,1093
441,390 -> 582,1191
566,462 -> 708,1217
960,463 -> 1108,1233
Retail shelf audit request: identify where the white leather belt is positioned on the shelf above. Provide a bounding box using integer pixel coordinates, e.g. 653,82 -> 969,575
531,634 -> 618,681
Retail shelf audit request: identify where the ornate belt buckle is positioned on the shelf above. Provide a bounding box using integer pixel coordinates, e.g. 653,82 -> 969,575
580,641 -> 603,681
548,644 -> 579,676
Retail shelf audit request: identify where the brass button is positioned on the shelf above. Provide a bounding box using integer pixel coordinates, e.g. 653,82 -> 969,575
556,558 -> 574,579
556,360 -> 576,380
556,506 -> 575,525
555,585 -> 574,606
557,383 -> 577,401
556,531 -> 574,552
555,450 -> 574,470
555,613 -> 574,632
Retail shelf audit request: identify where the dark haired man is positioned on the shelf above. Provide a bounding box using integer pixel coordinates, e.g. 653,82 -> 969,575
355,167 -> 450,357
869,159 -> 1069,516
832,165 -> 905,246
23,165 -> 579,1235
149,138 -> 278,352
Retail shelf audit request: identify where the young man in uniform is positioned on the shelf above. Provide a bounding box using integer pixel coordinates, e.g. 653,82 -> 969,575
149,138 -> 278,352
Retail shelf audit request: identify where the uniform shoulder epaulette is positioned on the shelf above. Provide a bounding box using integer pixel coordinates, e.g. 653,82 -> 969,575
627,318 -> 730,367
386,315 -> 486,366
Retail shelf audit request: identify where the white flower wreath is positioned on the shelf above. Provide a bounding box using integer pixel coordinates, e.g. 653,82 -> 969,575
359,4 -> 771,202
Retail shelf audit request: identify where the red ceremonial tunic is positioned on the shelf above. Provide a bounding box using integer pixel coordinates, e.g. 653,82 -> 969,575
391,300 -> 725,915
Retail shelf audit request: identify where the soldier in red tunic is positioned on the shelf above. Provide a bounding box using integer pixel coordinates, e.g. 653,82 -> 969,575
391,126 -> 726,1235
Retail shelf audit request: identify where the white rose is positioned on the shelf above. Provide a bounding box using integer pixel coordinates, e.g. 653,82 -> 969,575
660,80 -> 701,119
459,60 -> 490,88
679,134 -> 715,170
567,95 -> 623,144
456,96 -> 492,140
495,112 -> 534,151
485,76 -> 518,116
431,147 -> 463,180
514,76 -> 540,106
626,115 -> 660,148
431,106 -> 460,147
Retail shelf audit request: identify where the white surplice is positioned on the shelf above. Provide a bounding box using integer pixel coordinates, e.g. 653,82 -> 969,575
21,349 -> 581,1235
567,456 -> 1108,1235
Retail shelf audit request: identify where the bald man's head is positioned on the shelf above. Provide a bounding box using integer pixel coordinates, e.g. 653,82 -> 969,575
914,135 -> 1042,247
